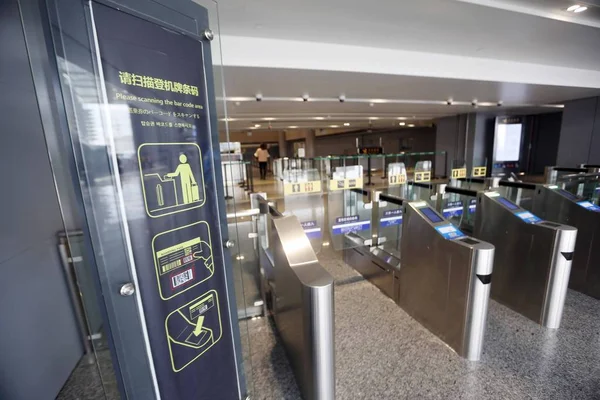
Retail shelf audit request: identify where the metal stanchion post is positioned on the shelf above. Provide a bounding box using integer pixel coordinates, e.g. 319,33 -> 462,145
238,161 -> 245,187
223,162 -> 233,199
249,162 -> 255,193
366,155 -> 374,186
244,163 -> 250,191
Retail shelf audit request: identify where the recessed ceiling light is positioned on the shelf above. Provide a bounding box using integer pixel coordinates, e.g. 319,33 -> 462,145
399,122 -> 406,126
408,124 -> 415,127
397,117 -> 407,120
288,126 -> 298,128
314,117 -> 325,120
262,117 -> 275,121
235,101 -> 241,106
574,6 -> 587,12
330,125 -> 339,128
343,123 -> 350,126
369,117 -> 379,120
369,102 -> 374,107
254,124 -> 261,128
567,5 -> 580,11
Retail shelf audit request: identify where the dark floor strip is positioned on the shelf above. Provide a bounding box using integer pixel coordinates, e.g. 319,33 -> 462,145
335,275 -> 366,287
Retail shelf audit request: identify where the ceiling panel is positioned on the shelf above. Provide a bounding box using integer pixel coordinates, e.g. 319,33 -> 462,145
219,66 -> 600,104
213,0 -> 600,70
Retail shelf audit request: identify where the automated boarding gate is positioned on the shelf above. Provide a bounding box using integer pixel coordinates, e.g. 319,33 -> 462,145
345,194 -> 495,361
444,187 -> 577,329
256,196 -> 335,400
398,197 -> 494,361
531,185 -> 600,299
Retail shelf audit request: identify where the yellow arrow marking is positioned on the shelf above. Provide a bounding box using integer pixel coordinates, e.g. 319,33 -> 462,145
193,315 -> 205,336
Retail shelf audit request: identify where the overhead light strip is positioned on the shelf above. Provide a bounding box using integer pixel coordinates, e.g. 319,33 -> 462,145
219,96 -> 563,109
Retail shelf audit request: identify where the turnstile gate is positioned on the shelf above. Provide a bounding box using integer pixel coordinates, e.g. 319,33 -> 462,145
345,194 -> 495,361
443,186 -> 577,329
531,185 -> 600,299
256,196 -> 335,400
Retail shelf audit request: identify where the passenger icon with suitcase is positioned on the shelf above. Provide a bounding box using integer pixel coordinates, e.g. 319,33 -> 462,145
165,153 -> 200,204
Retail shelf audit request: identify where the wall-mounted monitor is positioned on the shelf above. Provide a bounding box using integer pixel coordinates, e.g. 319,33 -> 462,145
493,117 -> 523,162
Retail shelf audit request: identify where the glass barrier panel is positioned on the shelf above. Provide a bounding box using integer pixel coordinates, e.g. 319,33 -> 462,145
497,186 -> 535,211
386,162 -> 408,198
328,189 -> 373,250
375,196 -> 403,259
439,192 -> 477,233
559,176 -> 600,204
283,191 -> 325,254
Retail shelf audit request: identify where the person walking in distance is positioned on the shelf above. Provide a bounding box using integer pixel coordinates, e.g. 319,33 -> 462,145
254,143 -> 270,180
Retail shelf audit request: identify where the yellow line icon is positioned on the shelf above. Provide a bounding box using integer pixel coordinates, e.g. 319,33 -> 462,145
138,143 -> 206,218
152,221 -> 214,300
165,290 -> 222,372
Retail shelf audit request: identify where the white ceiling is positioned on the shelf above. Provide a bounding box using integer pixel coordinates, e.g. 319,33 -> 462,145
214,0 -> 600,71
205,0 -> 600,133
456,0 -> 600,28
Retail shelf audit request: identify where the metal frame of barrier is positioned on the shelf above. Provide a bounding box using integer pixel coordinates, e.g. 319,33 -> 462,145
255,195 -> 335,400
344,193 -> 495,361
444,186 -> 577,329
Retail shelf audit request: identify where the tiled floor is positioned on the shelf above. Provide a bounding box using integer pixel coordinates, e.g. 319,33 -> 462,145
56,348 -> 120,400
248,246 -> 600,400
58,171 -> 600,399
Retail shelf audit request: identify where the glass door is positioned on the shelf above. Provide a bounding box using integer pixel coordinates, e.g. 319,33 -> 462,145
36,0 -> 254,399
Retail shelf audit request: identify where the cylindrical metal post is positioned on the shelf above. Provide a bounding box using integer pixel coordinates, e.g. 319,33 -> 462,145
223,162 -> 233,199
58,238 -> 95,363
366,155 -> 374,186
249,162 -> 255,193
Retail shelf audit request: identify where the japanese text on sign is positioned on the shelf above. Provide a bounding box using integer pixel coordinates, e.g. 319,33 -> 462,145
119,71 -> 199,96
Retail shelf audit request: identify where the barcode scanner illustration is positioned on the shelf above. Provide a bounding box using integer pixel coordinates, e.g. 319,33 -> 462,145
193,240 -> 214,273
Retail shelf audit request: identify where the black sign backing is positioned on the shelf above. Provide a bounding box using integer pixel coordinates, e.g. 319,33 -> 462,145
93,4 -> 239,399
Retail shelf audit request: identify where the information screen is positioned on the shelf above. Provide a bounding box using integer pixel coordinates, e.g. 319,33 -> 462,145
494,122 -> 522,162
420,207 -> 443,223
497,197 -> 519,210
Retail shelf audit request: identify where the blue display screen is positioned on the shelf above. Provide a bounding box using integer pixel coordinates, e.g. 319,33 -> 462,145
420,207 -> 443,223
497,197 -> 519,210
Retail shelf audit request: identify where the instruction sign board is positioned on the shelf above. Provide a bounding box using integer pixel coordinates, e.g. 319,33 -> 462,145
451,168 -> 467,179
388,174 -> 407,186
283,180 -> 322,196
329,177 -> 363,191
414,171 -> 431,182
94,4 -> 238,399
473,166 -> 487,177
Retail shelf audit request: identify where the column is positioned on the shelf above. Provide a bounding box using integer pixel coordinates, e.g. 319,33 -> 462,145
305,129 -> 316,158
278,130 -> 288,158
